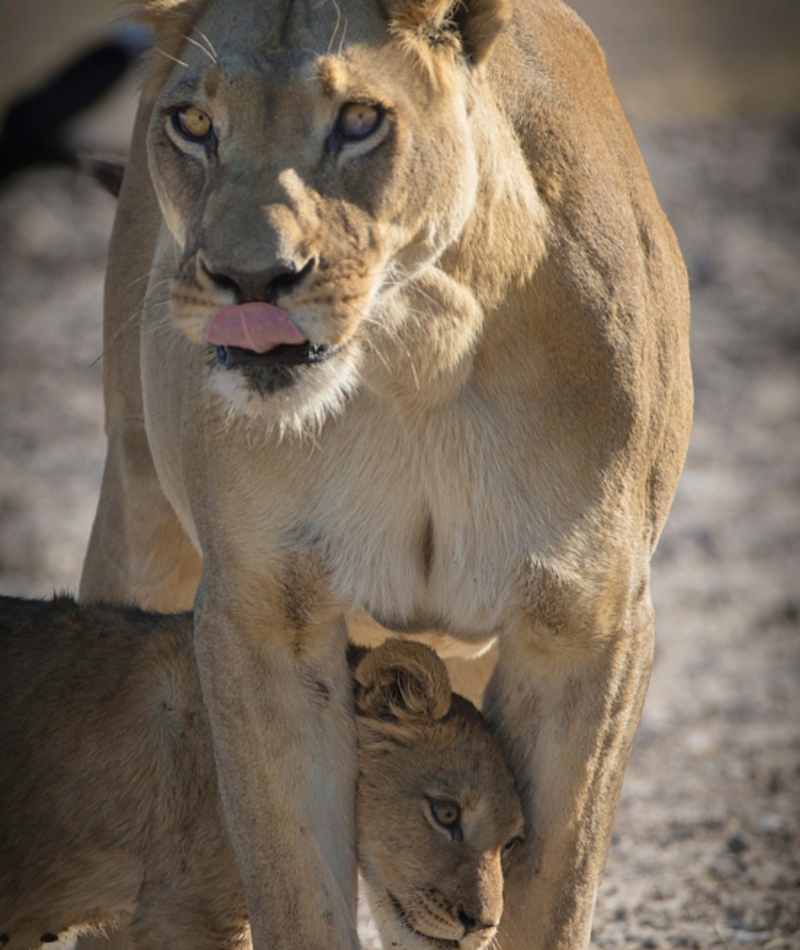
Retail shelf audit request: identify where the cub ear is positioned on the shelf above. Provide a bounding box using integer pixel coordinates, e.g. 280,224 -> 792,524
354,640 -> 452,723
383,0 -> 512,67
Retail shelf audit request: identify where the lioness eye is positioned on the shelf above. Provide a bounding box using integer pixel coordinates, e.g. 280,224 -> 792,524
175,106 -> 213,142
337,103 -> 381,141
431,800 -> 460,828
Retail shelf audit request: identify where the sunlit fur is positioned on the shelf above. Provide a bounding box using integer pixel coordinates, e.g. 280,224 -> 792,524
81,0 -> 693,947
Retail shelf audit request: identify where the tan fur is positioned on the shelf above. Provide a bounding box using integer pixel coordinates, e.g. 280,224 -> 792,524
0,597 -> 521,950
80,0 -> 692,946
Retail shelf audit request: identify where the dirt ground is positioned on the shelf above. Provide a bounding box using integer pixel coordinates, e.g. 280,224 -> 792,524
1,3 -> 798,949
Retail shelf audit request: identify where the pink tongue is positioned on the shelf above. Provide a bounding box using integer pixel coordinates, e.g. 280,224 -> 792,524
206,302 -> 307,354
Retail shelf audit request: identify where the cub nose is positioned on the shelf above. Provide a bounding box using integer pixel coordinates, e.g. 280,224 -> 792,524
457,906 -> 497,935
200,257 -> 314,304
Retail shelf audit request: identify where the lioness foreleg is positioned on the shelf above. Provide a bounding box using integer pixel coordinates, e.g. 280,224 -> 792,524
192,570 -> 360,950
484,578 -> 654,950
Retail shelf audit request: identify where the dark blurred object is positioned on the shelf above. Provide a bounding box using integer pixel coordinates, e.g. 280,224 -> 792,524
80,153 -> 126,197
0,25 -> 148,184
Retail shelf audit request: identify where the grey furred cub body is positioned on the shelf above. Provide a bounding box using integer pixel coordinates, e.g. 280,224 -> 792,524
0,595 -> 522,950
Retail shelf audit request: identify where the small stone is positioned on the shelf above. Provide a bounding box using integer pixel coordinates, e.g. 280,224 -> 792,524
727,834 -> 748,854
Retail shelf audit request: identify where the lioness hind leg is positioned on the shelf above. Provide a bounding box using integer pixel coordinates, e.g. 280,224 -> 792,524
484,585 -> 654,950
79,98 -> 201,613
80,421 -> 201,610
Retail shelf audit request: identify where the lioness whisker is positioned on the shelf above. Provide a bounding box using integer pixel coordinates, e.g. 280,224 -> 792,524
196,29 -> 218,60
337,19 -> 348,55
178,30 -> 218,64
152,45 -> 189,69
125,266 -> 168,292
89,297 -> 149,367
327,0 -> 343,54
90,286 -> 175,368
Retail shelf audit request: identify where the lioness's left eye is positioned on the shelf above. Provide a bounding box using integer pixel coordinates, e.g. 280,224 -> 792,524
175,106 -> 214,142
337,103 -> 381,141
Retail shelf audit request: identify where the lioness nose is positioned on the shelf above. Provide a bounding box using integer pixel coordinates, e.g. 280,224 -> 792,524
201,258 -> 314,305
457,906 -> 497,935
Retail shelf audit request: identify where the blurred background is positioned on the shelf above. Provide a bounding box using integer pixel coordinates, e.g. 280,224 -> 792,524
0,1 -> 798,948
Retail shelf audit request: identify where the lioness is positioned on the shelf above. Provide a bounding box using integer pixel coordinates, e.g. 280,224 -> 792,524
0,595 -> 523,950
80,0 -> 693,946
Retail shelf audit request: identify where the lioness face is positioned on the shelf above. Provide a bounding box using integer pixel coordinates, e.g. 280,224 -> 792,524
145,0 -> 481,430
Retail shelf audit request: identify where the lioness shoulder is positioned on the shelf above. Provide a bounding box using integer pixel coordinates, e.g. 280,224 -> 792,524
0,596 -> 522,950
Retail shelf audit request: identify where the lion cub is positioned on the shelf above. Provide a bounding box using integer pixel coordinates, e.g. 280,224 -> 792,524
0,596 -> 523,950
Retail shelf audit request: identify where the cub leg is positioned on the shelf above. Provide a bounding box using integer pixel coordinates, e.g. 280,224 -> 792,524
129,887 -> 247,950
484,579 -> 655,950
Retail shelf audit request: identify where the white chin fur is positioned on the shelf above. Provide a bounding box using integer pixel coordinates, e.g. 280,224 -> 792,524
206,345 -> 363,438
359,878 -> 451,950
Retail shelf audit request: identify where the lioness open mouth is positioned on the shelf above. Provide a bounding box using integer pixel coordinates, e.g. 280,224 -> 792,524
214,342 -> 340,368
211,341 -> 342,396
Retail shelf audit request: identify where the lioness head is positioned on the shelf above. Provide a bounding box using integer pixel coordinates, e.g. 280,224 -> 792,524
354,641 -> 524,950
138,0 -> 524,432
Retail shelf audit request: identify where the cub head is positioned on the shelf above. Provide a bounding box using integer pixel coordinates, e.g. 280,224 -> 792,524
354,640 -> 524,950
137,0 -> 515,432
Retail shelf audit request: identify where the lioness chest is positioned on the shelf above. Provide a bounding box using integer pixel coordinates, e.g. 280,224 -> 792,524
143,333 -> 542,642
308,397 -> 534,640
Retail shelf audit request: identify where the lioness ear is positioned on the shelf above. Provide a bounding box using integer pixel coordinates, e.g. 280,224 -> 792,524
133,0 -> 206,98
135,0 -> 202,26
81,154 -> 126,198
384,0 -> 512,67
354,640 -> 452,722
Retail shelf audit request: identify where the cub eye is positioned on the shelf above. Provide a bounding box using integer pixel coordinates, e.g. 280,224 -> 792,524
337,102 -> 381,141
175,106 -> 213,142
430,800 -> 460,829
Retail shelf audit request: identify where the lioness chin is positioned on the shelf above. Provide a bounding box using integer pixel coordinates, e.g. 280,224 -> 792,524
0,596 -> 523,950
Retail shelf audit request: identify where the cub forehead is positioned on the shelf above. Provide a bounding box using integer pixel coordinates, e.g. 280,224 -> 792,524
425,702 -> 525,831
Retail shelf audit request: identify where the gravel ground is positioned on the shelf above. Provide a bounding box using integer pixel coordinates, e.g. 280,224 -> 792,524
1,108 -> 798,950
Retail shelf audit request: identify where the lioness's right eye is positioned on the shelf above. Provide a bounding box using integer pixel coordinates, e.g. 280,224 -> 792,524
336,102 -> 382,141
174,106 -> 214,143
